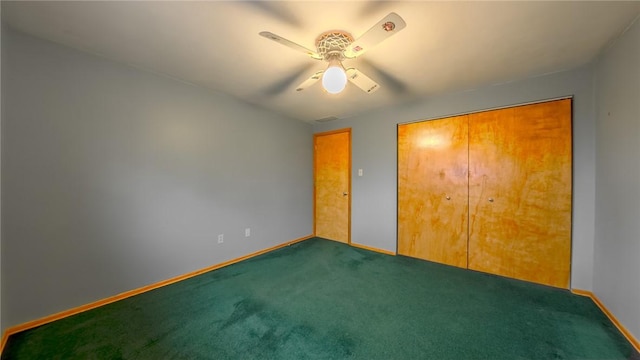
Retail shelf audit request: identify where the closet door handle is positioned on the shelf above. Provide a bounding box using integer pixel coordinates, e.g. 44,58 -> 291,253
488,197 -> 494,202
445,195 -> 451,200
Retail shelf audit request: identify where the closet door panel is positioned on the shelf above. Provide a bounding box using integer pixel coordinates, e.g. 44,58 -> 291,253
398,116 -> 469,268
468,99 -> 572,288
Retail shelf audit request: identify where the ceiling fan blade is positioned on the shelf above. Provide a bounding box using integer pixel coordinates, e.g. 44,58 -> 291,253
344,12 -> 407,58
258,63 -> 317,98
359,58 -> 409,94
295,70 -> 324,92
346,68 -> 380,94
259,31 -> 323,60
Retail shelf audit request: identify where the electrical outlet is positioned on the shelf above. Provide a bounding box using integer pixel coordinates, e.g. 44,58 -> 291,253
218,234 -> 224,243
245,228 -> 251,237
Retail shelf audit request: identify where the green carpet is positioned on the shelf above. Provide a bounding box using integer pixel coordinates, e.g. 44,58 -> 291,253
2,237 -> 636,359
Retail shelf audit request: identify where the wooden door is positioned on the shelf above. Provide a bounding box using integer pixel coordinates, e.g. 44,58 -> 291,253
398,116 -> 469,268
468,99 -> 572,288
314,129 -> 351,243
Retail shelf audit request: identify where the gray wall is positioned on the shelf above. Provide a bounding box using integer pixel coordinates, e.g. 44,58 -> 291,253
593,17 -> 640,340
1,28 -> 313,331
314,66 -> 597,291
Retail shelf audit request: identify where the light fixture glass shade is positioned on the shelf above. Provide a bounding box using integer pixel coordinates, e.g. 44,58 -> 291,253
322,63 -> 347,94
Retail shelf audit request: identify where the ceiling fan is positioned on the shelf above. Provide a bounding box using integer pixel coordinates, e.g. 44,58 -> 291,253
259,12 -> 406,95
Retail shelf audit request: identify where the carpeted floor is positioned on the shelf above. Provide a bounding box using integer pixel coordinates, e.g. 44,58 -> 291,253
2,237 -> 636,359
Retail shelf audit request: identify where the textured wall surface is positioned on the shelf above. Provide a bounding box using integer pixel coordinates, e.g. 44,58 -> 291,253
1,28 -> 313,330
593,17 -> 640,341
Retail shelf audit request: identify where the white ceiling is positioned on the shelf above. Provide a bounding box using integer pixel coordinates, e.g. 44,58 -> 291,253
2,1 -> 639,123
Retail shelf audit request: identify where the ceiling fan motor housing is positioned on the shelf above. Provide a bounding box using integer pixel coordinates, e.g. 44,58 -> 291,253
315,31 -> 354,60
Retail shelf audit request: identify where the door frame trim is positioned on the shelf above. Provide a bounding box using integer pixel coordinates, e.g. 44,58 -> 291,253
313,128 -> 352,244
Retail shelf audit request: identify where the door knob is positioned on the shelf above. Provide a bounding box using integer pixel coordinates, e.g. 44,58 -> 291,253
488,197 -> 494,202
343,192 -> 348,196
445,195 -> 451,200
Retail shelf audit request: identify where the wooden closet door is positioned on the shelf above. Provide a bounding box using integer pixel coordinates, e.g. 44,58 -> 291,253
468,99 -> 572,288
315,129 -> 351,243
398,115 -> 469,268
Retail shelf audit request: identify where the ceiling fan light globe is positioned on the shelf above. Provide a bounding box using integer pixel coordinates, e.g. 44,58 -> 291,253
322,66 -> 347,94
